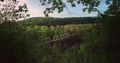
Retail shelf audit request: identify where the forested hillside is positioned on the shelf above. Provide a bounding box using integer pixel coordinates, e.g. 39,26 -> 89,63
19,17 -> 98,26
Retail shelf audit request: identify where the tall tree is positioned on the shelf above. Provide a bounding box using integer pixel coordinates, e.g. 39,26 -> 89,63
104,0 -> 120,16
0,0 -> 29,22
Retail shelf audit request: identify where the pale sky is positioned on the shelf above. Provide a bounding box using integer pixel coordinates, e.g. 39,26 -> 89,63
19,0 -> 108,18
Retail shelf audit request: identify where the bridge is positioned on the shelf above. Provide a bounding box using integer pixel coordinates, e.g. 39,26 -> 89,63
41,33 -> 82,50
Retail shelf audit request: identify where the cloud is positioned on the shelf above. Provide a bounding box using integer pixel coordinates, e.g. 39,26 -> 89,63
49,11 -> 97,18
24,0 -> 46,17
27,7 -> 45,17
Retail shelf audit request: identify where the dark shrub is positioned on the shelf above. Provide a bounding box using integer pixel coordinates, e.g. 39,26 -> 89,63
0,21 -> 32,63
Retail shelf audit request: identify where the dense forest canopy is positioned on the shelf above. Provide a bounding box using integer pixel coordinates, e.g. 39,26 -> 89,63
20,17 -> 98,26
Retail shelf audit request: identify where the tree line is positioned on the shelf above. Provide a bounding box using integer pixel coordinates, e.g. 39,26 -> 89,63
20,17 -> 98,26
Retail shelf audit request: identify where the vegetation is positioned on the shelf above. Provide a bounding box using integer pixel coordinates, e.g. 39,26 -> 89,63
39,0 -> 114,16
0,17 -> 120,63
39,0 -> 102,16
0,0 -> 120,63
0,18 -> 114,63
19,17 -> 98,26
0,0 -> 29,22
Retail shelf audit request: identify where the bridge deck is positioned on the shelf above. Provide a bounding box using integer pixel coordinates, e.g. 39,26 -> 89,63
42,34 -> 76,44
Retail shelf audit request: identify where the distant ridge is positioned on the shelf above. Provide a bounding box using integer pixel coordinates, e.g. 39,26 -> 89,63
19,17 -> 98,26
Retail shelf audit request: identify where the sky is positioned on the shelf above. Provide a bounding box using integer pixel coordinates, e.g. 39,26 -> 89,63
19,0 -> 109,18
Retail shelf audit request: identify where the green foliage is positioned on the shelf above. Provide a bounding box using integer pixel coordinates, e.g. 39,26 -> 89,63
22,23 -> 108,63
1,19 -> 118,63
99,16 -> 120,63
39,0 -> 115,16
0,21 -> 33,63
104,0 -> 120,16
39,0 -> 120,17
19,17 -> 97,26
39,0 -> 102,16
0,0 -> 29,22
1,0 -> 120,63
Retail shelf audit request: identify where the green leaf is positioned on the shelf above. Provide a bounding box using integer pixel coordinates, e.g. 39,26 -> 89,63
43,0 -> 46,2
77,1 -> 80,4
52,7 -> 55,10
45,14 -> 48,17
82,8 -> 87,12
85,4 -> 88,6
71,3 -> 76,7
44,11 -> 46,14
58,9 -> 62,13
88,8 -> 92,13
47,0 -> 51,4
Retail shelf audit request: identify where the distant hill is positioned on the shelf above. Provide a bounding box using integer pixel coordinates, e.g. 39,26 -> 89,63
18,17 -> 98,26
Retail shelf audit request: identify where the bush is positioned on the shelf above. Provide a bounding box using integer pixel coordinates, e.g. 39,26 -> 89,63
0,21 -> 33,63
0,21 -> 111,63
100,16 -> 120,63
